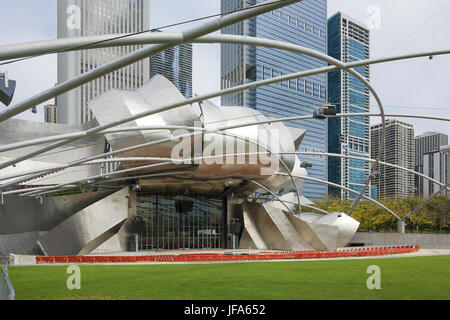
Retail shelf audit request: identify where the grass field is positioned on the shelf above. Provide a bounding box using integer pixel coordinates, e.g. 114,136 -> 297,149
8,255 -> 450,300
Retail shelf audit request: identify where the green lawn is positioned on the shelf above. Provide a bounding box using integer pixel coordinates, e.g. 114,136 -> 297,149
8,255 -> 450,300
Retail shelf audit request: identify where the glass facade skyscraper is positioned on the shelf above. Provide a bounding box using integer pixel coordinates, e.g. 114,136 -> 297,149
221,0 -> 328,200
150,43 -> 193,99
327,12 -> 374,199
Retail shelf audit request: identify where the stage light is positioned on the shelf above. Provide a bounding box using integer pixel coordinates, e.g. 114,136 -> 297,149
0,72 -> 16,106
313,103 -> 337,119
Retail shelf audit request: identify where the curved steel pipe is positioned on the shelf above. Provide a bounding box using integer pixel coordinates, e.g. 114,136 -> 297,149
1,113 -> 448,155
1,33 -> 447,218
250,180 -> 296,215
27,127 -> 302,206
0,36 -> 383,219
0,115 -> 313,189
0,0 -> 301,122
0,35 -> 392,172
1,33 -> 449,67
276,172 -> 402,221
404,181 -> 450,220
292,151 -> 450,193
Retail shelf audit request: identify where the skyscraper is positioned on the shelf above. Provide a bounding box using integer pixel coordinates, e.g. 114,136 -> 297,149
220,0 -> 328,200
371,119 -> 415,200
57,0 -> 150,124
440,145 -> 450,196
327,12 -> 373,200
422,144 -> 450,197
415,132 -> 448,196
150,43 -> 193,99
44,104 -> 58,124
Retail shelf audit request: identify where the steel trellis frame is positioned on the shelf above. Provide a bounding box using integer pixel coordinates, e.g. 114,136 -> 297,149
0,33 -> 388,217
0,14 -> 447,220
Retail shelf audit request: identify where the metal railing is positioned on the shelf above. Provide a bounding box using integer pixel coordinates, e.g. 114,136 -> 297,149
0,252 -> 8,265
0,252 -> 15,300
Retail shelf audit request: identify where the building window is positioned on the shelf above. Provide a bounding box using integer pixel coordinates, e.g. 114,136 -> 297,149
136,193 -> 226,251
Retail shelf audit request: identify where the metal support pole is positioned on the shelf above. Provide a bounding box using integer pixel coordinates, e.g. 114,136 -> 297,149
397,220 -> 406,234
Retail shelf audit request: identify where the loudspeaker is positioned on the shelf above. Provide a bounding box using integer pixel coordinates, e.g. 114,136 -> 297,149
0,78 -> 16,106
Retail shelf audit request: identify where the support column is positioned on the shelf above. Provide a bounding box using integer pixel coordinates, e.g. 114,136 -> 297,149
397,220 -> 406,234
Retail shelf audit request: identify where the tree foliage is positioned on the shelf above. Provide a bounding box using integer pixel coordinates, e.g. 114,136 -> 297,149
301,195 -> 450,233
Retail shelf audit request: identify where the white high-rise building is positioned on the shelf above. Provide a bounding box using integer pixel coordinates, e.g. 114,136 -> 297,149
423,145 -> 450,197
371,119 -> 415,200
44,104 -> 58,124
415,131 -> 448,196
57,0 -> 150,124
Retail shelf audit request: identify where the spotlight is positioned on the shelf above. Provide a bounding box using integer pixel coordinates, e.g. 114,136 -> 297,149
300,161 -> 313,168
369,172 -> 380,180
0,71 -> 16,106
313,103 -> 337,119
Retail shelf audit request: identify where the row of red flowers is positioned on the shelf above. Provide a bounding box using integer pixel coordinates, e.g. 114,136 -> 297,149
35,246 -> 420,264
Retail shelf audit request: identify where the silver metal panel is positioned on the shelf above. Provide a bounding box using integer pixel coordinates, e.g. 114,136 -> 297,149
0,118 -> 103,185
0,232 -> 44,256
244,202 -> 313,251
288,212 -> 360,251
87,74 -> 306,194
240,202 -> 268,250
0,190 -> 114,236
38,188 -> 129,256
88,76 -> 199,171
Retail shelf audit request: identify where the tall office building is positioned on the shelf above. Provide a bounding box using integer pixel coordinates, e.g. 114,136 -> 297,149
415,132 -> 448,196
422,144 -> 450,197
44,104 -> 58,124
371,120 -> 415,200
327,12 -> 374,200
221,0 -> 328,200
150,43 -> 193,99
44,95 -> 58,124
440,145 -> 450,196
57,0 -> 150,124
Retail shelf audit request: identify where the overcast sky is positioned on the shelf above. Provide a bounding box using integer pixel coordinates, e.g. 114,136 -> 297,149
1,0 -> 449,137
